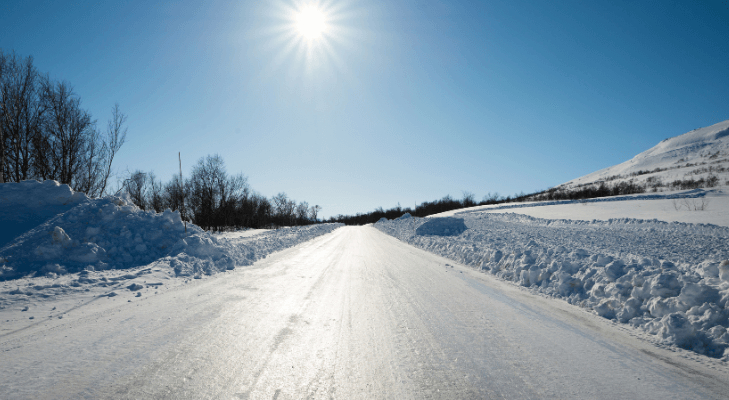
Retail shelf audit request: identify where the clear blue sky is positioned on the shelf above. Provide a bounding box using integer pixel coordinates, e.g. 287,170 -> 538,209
3,0 -> 729,217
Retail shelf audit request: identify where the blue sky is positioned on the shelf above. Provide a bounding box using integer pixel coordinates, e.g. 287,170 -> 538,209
2,0 -> 728,217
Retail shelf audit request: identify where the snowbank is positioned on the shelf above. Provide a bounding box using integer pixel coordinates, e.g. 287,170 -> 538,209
0,180 -> 342,281
375,212 -> 729,359
0,180 -> 89,248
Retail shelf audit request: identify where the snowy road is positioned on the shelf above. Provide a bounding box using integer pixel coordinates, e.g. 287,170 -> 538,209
1,226 -> 728,399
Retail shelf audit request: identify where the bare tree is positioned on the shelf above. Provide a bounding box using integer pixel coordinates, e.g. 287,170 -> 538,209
462,191 -> 476,207
76,127 -> 105,196
99,104 -> 126,196
103,151 -> 318,231
296,201 -> 309,224
124,170 -> 148,210
0,50 -> 126,195
1,52 -> 44,183
220,173 -> 249,228
39,78 -> 95,187
309,204 -> 322,222
271,192 -> 289,226
482,192 -> 500,203
247,192 -> 272,228
164,174 -> 187,214
285,199 -> 297,225
147,172 -> 165,212
185,154 -> 249,231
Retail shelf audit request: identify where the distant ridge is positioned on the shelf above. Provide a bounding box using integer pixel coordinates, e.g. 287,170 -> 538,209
558,119 -> 729,191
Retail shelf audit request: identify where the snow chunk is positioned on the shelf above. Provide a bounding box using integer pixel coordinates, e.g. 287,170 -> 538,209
51,227 -> 72,246
719,260 -> 729,282
415,217 -> 468,236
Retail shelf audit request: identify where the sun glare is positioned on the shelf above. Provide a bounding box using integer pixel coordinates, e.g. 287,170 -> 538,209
264,1 -> 355,72
296,6 -> 326,39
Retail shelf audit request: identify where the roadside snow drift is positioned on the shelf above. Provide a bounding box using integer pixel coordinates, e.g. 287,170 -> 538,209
0,180 -> 342,281
376,211 -> 729,359
0,180 -> 89,248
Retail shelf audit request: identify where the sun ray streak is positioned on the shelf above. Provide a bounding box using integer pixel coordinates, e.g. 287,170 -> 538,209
249,0 -> 369,95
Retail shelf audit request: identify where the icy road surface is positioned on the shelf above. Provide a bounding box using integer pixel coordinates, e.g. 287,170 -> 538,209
1,227 -> 727,399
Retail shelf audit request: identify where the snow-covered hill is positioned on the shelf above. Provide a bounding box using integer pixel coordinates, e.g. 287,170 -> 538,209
559,119 -> 729,192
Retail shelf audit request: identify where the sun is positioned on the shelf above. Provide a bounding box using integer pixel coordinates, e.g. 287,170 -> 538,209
262,1 -> 356,72
296,6 -> 326,39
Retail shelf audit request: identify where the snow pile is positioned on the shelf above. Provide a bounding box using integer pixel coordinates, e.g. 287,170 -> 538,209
0,221 -> 342,313
375,212 -> 729,358
415,217 -> 467,236
0,192 -> 199,280
164,223 -> 343,278
560,119 -> 729,191
0,180 -> 89,248
0,180 -> 342,281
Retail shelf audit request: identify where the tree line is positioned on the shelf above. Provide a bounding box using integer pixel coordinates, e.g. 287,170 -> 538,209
123,154 -> 322,231
0,50 -> 126,196
326,191 -> 524,225
327,179 -> 651,226
527,181 -> 645,202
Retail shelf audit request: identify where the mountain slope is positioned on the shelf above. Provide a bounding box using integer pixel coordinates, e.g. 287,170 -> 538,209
559,119 -> 729,191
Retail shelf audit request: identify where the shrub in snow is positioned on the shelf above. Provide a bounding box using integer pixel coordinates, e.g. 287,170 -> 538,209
375,213 -> 729,359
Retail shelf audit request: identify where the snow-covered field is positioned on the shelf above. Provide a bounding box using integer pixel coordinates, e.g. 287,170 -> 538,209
482,190 -> 729,227
376,188 -> 729,359
434,188 -> 729,227
0,180 -> 342,334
